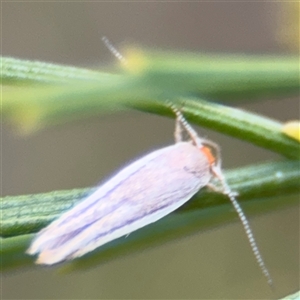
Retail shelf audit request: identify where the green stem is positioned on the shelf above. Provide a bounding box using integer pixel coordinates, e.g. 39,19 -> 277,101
1,158 -> 299,273
2,161 -> 298,238
1,56 -> 113,84
2,53 -> 299,134
129,98 -> 300,159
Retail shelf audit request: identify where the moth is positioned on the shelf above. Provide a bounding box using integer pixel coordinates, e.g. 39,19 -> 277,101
27,106 -> 272,286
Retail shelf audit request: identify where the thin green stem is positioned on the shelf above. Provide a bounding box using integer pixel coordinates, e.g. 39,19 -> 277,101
2,161 -> 298,272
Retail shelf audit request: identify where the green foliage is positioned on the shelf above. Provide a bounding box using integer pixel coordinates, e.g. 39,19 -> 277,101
1,49 -> 299,274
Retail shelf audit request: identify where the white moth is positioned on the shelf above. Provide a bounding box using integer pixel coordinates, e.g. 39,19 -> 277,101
27,107 -> 272,286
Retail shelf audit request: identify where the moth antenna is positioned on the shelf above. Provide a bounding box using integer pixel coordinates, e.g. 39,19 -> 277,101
169,102 -> 273,286
213,167 -> 273,288
230,193 -> 273,288
102,36 -> 127,65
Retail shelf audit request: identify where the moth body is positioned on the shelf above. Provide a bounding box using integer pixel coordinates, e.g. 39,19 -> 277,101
27,106 -> 272,287
27,141 -> 214,265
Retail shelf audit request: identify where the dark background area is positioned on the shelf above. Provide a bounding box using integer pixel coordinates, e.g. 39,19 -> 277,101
2,2 -> 299,299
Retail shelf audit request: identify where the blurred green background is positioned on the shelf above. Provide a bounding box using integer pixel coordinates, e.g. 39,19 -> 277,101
2,2 -> 299,299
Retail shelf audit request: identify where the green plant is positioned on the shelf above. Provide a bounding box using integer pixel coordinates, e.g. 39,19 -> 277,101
1,50 -> 299,278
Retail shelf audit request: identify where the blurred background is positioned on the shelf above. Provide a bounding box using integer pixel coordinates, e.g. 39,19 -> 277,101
2,2 -> 299,299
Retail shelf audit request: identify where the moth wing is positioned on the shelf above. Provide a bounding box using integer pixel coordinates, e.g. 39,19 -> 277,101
28,142 -> 210,265
34,183 -> 197,265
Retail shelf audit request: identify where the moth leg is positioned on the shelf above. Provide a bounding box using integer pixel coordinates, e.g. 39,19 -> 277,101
174,114 -> 184,142
206,182 -> 238,198
169,103 -> 200,145
206,183 -> 223,193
